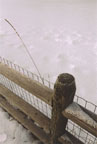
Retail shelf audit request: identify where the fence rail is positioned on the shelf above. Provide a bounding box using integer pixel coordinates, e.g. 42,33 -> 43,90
0,57 -> 97,144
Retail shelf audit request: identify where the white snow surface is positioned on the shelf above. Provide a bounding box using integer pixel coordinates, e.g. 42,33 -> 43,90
65,102 -> 97,129
0,108 -> 42,144
0,0 -> 97,144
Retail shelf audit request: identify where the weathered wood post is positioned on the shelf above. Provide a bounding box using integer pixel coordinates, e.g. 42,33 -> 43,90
50,73 -> 76,144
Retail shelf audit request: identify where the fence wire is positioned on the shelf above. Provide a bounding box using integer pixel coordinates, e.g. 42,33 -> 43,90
0,57 -> 97,144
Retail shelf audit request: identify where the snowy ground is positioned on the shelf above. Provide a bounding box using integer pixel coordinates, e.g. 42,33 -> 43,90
0,107 -> 42,144
0,0 -> 97,143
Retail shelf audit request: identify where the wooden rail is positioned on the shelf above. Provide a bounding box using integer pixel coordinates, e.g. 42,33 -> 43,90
0,95 -> 50,144
0,94 -> 84,144
63,102 -> 97,137
0,63 -> 52,105
0,62 -> 97,144
0,84 -> 50,130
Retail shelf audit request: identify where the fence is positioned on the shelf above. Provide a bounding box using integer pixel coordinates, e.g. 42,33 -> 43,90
0,56 -> 97,144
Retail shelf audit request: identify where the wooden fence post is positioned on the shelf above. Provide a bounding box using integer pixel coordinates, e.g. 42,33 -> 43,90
50,73 -> 76,144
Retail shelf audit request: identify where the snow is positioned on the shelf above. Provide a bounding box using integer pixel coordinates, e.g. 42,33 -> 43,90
65,102 -> 97,129
0,108 -> 42,144
0,0 -> 97,143
0,133 -> 7,143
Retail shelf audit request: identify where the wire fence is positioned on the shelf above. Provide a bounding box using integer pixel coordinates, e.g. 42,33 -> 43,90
0,57 -> 54,89
0,56 -> 97,144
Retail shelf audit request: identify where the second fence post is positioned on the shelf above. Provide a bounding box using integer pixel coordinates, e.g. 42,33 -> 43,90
50,73 -> 76,144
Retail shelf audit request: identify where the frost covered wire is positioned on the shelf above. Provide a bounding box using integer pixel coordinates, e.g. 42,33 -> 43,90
4,19 -> 42,80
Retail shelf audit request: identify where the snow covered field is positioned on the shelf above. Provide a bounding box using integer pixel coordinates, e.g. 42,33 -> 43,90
0,0 -> 97,143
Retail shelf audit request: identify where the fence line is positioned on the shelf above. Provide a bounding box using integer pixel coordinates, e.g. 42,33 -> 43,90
0,56 -> 54,89
0,56 -> 97,144
0,56 -> 96,113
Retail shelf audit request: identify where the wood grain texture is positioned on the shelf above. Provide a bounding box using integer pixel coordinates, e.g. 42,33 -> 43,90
59,131 -> 84,144
0,95 -> 84,144
0,84 -> 50,131
0,95 -> 50,144
0,63 -> 52,105
0,62 -> 96,143
50,73 -> 76,144
63,102 -> 97,137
